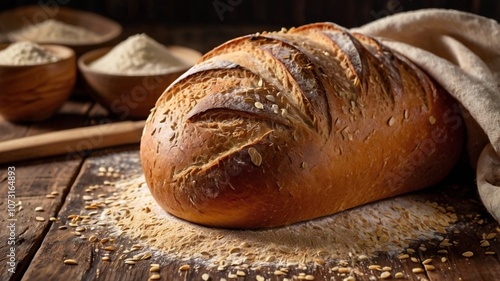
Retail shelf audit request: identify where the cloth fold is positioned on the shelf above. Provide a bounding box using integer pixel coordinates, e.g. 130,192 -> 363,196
353,9 -> 500,222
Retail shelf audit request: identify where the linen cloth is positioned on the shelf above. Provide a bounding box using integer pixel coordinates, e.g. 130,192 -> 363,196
353,9 -> 500,221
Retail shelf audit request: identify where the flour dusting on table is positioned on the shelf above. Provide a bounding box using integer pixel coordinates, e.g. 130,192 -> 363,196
95,174 -> 457,266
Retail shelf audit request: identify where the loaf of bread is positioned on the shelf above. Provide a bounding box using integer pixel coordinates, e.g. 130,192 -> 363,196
140,23 -> 464,229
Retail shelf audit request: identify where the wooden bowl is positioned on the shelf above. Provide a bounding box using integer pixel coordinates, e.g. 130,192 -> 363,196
78,46 -> 202,119
0,43 -> 76,122
0,5 -> 122,56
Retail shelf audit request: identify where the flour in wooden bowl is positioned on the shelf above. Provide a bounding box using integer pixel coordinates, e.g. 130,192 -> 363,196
92,174 -> 458,267
0,41 -> 60,65
10,19 -> 100,43
89,33 -> 188,75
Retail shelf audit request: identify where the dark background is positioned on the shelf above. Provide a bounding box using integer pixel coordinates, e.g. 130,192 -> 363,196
1,0 -> 499,52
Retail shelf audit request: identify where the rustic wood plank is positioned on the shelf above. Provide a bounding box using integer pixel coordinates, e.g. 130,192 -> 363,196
0,100 -> 93,281
20,146 -> 142,281
0,157 -> 82,281
22,147 -> 500,281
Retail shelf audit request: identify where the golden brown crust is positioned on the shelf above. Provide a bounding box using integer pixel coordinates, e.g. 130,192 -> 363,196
140,23 -> 464,229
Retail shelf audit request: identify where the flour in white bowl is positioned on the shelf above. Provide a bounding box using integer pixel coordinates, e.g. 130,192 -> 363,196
89,33 -> 188,75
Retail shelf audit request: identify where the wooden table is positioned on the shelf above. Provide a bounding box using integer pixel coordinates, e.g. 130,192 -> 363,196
1,94 -> 500,281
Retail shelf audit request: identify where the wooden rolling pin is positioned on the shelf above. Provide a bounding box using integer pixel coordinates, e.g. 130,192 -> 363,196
0,120 -> 145,164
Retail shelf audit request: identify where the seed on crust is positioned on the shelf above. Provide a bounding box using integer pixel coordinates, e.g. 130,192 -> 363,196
248,147 -> 262,166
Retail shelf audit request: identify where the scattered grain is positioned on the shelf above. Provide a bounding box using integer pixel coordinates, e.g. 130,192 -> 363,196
380,271 -> 391,279
422,258 -> 432,265
179,264 -> 190,271
149,274 -> 161,280
150,266 -> 160,272
64,259 -> 78,265
274,270 -> 286,276
394,272 -> 404,278
485,233 -> 497,240
424,264 -> 435,271
480,240 -> 490,247
412,268 -> 424,273
35,207 -> 44,212
397,254 -> 409,259
338,267 -> 350,273
462,251 -> 474,258
358,254 -> 368,261
35,217 -> 45,222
